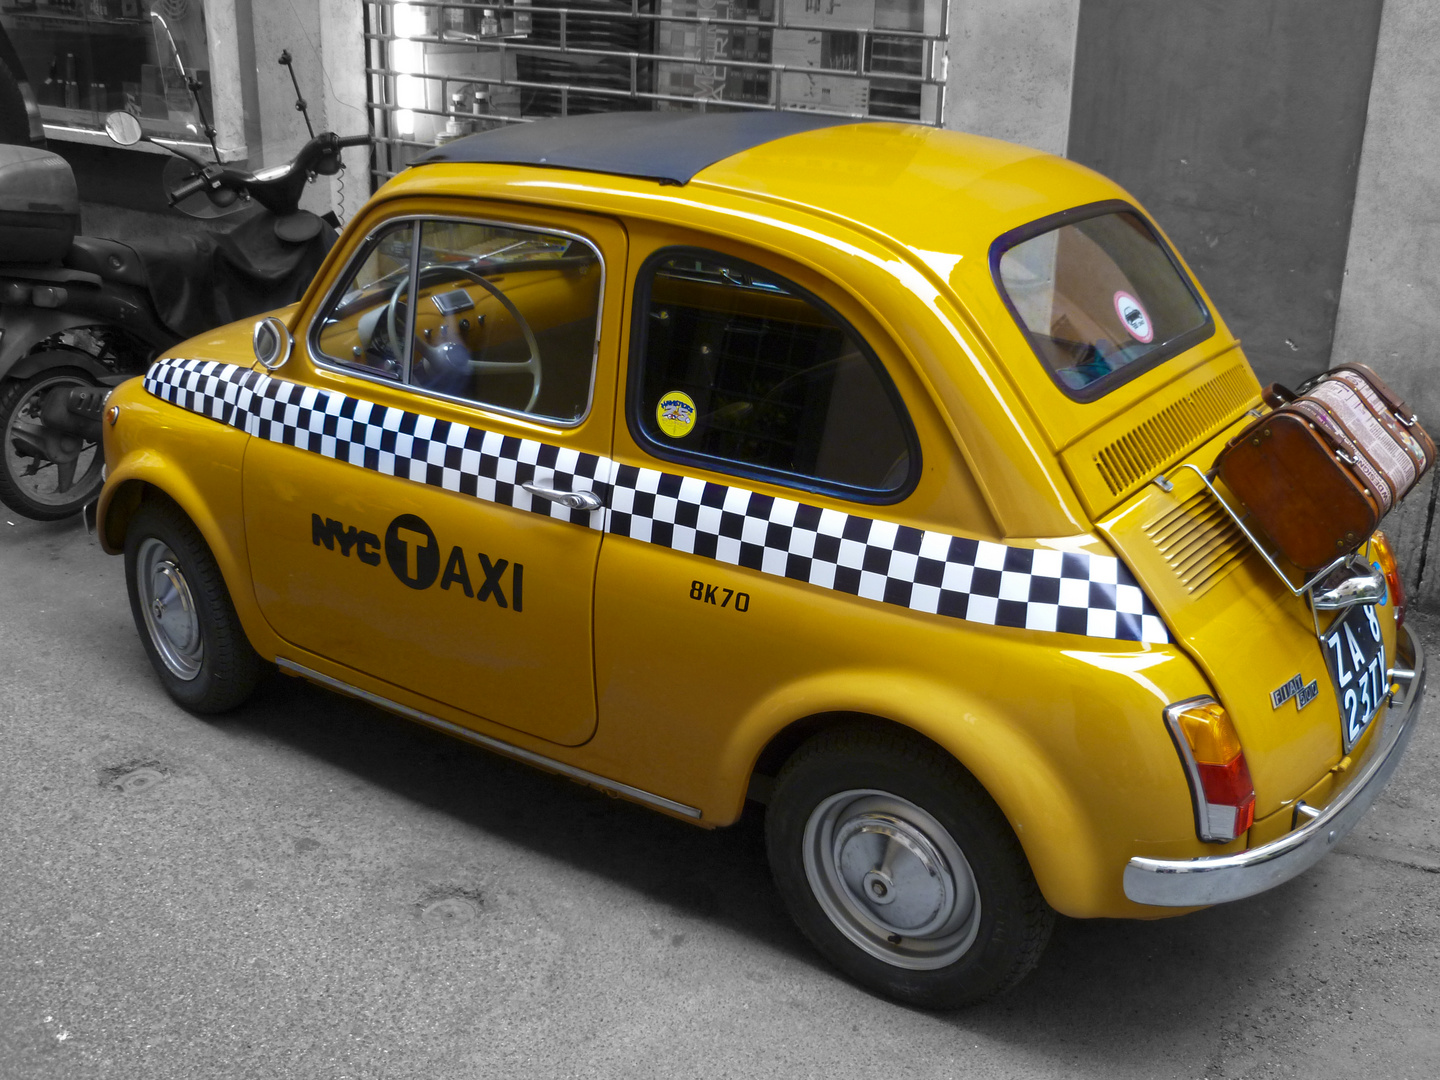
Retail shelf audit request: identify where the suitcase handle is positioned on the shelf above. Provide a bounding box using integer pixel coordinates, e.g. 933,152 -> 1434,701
1262,382 -> 1298,408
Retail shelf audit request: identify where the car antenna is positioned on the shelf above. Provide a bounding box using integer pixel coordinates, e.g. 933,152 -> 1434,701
150,10 -> 222,163
278,51 -> 315,139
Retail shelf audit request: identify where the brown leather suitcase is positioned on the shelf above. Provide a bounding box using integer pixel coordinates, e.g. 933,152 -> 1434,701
1216,363 -> 1433,571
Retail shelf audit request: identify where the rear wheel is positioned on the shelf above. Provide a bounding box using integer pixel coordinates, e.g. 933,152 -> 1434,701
0,367 -> 105,520
124,497 -> 262,713
766,724 -> 1054,1007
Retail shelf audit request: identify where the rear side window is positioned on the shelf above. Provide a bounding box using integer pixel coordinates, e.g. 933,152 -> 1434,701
630,249 -> 917,501
993,205 -> 1213,401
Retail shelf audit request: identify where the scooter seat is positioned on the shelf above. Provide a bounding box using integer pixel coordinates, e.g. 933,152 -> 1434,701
63,236 -> 149,290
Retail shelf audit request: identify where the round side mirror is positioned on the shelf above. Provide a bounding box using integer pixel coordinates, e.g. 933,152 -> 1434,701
253,316 -> 293,372
104,111 -> 144,147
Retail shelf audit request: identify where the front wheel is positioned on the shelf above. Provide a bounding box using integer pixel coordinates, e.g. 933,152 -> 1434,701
124,497 -> 262,714
766,724 -> 1055,1007
0,368 -> 106,520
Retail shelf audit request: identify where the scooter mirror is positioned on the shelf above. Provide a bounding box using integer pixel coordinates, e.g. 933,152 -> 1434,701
105,111 -> 144,146
253,316 -> 294,372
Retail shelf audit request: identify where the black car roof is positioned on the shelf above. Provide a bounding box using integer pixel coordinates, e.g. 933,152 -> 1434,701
411,110 -> 864,186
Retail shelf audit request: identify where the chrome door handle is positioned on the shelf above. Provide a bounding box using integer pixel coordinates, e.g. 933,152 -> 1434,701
521,483 -> 603,512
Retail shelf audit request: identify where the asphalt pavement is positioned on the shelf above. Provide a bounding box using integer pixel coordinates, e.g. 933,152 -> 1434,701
2,510 -> 1438,1080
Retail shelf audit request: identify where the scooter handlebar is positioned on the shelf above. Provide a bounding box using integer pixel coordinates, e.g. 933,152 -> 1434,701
166,131 -> 370,213
168,175 -> 210,206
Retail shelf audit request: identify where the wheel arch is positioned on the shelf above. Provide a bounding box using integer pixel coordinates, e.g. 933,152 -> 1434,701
97,466 -> 280,664
723,674 -> 1111,917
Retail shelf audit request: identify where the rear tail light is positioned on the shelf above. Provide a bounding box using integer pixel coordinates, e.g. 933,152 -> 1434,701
1164,697 -> 1256,843
1370,530 -> 1405,627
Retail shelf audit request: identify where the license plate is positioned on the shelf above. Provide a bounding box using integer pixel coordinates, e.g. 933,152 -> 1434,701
1320,604 -> 1388,752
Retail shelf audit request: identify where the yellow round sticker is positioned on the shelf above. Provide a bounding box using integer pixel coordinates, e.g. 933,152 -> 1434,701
656,391 -> 696,438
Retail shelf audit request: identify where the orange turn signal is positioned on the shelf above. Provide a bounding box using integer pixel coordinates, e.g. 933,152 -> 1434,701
1370,530 -> 1405,627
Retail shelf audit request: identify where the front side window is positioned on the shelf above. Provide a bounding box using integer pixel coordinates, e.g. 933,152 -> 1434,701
631,250 -> 917,500
993,206 -> 1213,401
314,222 -> 416,380
313,218 -> 603,424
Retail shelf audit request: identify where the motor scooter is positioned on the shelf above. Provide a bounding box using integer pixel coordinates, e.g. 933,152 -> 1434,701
0,31 -> 367,520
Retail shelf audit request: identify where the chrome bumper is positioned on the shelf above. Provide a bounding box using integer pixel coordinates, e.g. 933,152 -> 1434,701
1124,623 -> 1427,907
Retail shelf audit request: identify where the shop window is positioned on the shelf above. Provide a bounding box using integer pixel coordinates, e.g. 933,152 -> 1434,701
0,2 -> 213,144
363,0 -> 951,184
631,249 -> 916,500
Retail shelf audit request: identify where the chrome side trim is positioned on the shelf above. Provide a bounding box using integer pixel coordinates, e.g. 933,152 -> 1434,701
276,659 -> 703,820
1124,622 -> 1426,907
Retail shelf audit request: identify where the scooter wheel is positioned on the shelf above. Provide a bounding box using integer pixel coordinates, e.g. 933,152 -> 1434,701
0,367 -> 106,521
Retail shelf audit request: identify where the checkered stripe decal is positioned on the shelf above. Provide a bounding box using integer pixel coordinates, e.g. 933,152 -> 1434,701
143,358 -> 607,527
144,357 -> 1170,644
608,464 -> 1169,643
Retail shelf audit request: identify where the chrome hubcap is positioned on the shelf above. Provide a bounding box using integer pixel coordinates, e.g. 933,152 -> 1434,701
803,790 -> 980,970
136,538 -> 203,681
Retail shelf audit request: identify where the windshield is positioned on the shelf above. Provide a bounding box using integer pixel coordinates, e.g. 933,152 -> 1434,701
993,207 -> 1213,401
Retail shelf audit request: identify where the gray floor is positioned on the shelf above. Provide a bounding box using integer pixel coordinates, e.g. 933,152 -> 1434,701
2,510 -> 1437,1080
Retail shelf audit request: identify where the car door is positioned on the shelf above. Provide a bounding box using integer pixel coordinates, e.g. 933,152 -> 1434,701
242,202 -> 625,746
592,235 -> 946,787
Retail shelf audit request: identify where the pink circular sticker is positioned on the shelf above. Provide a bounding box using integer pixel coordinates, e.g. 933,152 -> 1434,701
1113,291 -> 1154,343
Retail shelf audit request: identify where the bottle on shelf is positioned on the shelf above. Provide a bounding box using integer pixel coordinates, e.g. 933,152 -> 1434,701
511,0 -> 533,37
63,53 -> 80,110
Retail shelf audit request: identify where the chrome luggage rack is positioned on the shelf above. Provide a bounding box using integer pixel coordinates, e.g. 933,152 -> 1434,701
1155,462 -> 1380,632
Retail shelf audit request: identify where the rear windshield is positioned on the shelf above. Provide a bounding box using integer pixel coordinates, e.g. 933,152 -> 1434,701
993,207 -> 1212,401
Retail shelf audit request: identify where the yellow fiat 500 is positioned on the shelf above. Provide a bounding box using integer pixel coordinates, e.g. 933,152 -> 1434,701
94,113 -> 1425,1007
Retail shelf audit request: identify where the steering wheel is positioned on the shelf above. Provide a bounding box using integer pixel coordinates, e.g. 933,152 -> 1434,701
384,265 -> 543,411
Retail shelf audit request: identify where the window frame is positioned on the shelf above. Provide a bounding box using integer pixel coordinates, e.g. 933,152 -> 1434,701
307,213 -> 608,429
625,245 -> 922,504
989,199 -> 1216,404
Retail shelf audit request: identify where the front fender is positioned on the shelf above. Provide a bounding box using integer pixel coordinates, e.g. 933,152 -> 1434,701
96,377 -> 280,662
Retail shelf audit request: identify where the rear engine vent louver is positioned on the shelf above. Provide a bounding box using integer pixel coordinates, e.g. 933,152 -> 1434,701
1094,365 -> 1254,496
1144,489 -> 1249,597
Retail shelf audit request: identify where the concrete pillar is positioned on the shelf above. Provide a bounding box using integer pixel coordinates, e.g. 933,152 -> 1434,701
942,0 -> 1080,156
318,0 -> 373,225
200,0 -> 249,156
244,0 -> 370,223
1331,0 -> 1440,602
246,0 -> 324,171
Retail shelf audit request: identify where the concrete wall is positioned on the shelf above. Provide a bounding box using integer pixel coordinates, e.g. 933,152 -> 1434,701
943,0 -> 1080,156
1066,0 -> 1383,392
1332,0 -> 1440,604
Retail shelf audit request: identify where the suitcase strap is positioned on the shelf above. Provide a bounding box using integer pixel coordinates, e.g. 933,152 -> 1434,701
1327,370 -> 1430,475
1309,379 -> 1420,500
1287,399 -> 1395,513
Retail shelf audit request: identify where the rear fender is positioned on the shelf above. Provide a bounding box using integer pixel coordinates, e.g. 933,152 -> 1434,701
6,350 -> 118,384
717,669 -> 1110,915
0,307 -> 94,378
